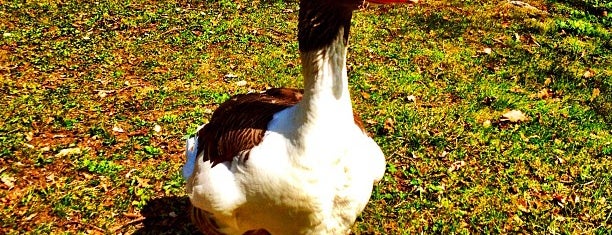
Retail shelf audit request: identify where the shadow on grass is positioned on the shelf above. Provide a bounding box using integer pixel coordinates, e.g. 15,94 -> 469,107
132,196 -> 201,235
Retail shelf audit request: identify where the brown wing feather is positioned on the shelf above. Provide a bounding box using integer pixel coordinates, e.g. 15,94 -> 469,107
196,88 -> 367,166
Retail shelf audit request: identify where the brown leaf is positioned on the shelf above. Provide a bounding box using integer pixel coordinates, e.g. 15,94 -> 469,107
1,175 -> 16,189
383,118 -> 394,133
517,199 -> 530,212
361,92 -> 371,99
535,88 -> 553,99
544,77 -> 552,86
590,88 -> 600,101
583,69 -> 595,78
553,194 -> 567,207
447,160 -> 466,173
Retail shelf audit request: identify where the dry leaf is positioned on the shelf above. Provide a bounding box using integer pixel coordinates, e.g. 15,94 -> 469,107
235,80 -> 247,86
224,73 -> 238,80
447,160 -> 466,173
483,47 -> 492,54
535,88 -> 553,99
583,69 -> 595,78
517,199 -> 530,212
406,95 -> 416,102
544,78 -> 552,86
553,194 -> 567,207
383,118 -> 394,133
25,132 -> 33,142
556,156 -> 566,164
483,120 -> 492,128
501,110 -> 528,122
361,92 -> 371,99
590,88 -> 600,101
24,213 -> 37,221
1,175 -> 16,189
98,91 -> 108,98
55,147 -> 83,157
112,126 -> 125,133
153,125 -> 162,133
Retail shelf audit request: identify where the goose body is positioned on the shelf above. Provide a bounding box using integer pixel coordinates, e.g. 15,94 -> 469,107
184,0 -> 408,234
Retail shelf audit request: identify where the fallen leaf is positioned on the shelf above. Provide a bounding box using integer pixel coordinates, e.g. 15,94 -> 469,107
556,156 -> 565,164
153,125 -> 162,133
112,126 -> 125,133
361,92 -> 371,99
534,88 -> 552,99
553,194 -> 567,207
483,120 -> 492,128
383,118 -> 394,133
25,132 -> 33,142
583,69 -> 595,78
483,47 -> 492,54
590,88 -> 600,101
55,147 -> 83,157
1,175 -> 16,189
517,199 -> 530,212
406,95 -> 416,102
235,80 -> 247,86
501,110 -> 528,123
223,73 -> 238,81
544,78 -> 552,86
24,213 -> 37,221
447,160 -> 466,173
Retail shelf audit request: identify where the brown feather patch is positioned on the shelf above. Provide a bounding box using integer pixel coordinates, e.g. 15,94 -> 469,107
196,88 -> 367,166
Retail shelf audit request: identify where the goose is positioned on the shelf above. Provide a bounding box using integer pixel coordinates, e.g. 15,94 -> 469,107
183,0 -> 409,234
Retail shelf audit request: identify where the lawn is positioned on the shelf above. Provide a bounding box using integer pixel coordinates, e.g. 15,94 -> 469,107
1,0 -> 611,234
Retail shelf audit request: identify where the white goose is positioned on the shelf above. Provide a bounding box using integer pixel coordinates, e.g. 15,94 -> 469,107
183,0 -> 409,234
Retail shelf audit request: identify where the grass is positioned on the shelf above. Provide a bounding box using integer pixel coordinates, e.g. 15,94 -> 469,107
0,0 -> 611,234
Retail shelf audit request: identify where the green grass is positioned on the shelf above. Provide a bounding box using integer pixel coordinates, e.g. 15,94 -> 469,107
1,0 -> 611,234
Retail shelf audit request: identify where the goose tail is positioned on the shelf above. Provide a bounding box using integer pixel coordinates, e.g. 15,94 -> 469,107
183,124 -> 206,179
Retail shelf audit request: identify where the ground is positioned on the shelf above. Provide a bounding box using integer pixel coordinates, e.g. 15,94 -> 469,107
0,0 -> 611,234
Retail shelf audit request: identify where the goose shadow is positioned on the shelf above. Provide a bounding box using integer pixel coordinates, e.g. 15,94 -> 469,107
132,196 -> 201,235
